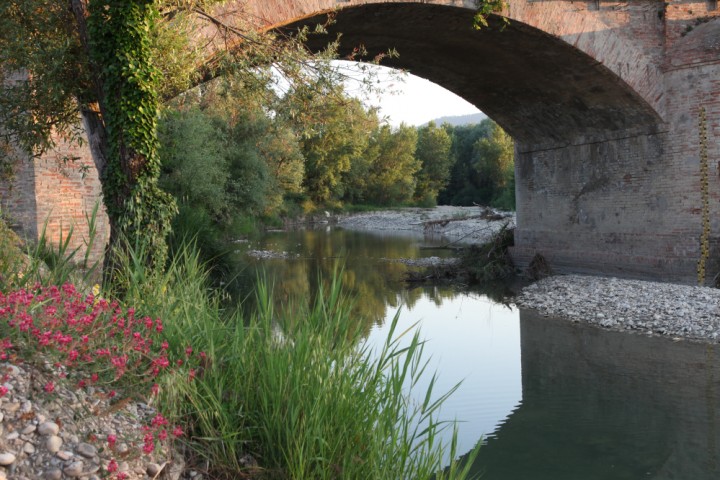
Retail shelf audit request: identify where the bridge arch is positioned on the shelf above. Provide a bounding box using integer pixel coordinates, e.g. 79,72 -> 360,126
262,2 -> 664,148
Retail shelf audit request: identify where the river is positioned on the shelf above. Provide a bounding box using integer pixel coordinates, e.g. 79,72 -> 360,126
234,226 -> 720,479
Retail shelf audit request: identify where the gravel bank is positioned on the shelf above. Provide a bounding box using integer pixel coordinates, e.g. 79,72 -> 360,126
516,274 -> 720,342
337,206 -> 514,245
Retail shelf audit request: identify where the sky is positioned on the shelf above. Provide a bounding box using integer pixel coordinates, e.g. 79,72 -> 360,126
336,61 -> 484,127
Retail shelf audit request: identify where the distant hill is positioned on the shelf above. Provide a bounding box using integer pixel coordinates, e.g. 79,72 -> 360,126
427,112 -> 487,127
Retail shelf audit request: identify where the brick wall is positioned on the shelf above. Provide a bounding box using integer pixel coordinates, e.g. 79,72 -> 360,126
0,127 -> 110,269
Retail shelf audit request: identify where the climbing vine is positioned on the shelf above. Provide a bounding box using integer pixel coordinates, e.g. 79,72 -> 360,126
87,0 -> 176,270
473,0 -> 509,29
697,106 -> 711,285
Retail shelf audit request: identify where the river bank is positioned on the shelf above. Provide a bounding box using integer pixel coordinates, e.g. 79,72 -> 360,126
338,206 -> 720,343
336,205 -> 514,245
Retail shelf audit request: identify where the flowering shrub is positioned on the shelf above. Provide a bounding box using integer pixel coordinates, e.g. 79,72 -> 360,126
0,282 -> 200,478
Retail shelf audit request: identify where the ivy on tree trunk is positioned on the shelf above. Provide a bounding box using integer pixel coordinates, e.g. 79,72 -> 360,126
72,0 -> 176,275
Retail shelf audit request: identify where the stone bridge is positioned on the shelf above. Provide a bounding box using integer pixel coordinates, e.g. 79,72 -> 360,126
2,0 -> 719,283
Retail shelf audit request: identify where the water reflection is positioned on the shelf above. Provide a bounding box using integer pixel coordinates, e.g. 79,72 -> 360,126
237,227 -> 720,479
235,228 -> 459,329
364,294 -> 522,454
468,310 -> 720,479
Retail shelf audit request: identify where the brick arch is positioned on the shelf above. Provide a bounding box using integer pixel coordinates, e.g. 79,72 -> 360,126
207,0 -> 666,147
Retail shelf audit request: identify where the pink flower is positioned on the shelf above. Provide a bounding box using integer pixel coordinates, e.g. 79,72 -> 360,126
117,472 -> 128,480
158,429 -> 168,441
172,426 -> 183,437
151,414 -> 169,428
0,385 -> 8,397
142,433 -> 155,454
107,434 -> 117,447
107,458 -> 118,473
185,346 -> 193,357
44,382 -> 55,393
151,383 -> 159,396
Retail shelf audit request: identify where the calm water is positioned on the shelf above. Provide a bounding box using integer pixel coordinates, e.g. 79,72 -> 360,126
235,226 -> 720,479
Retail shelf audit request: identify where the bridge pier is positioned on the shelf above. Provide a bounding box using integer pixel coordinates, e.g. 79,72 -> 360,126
0,124 -> 110,269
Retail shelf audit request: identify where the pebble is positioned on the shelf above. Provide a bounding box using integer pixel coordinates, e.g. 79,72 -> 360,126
76,443 -> 97,459
0,453 -> 15,466
56,451 -> 73,461
63,461 -> 84,477
21,425 -> 36,435
38,422 -> 59,436
146,463 -> 162,476
43,469 -> 62,480
5,432 -> 18,441
517,274 -> 720,341
23,442 -> 35,454
46,436 -> 62,453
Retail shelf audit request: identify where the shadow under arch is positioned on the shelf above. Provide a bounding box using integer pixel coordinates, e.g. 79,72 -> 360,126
273,2 -> 664,149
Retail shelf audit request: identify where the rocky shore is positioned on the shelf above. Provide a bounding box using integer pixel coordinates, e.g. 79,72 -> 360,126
337,206 -> 514,245
0,360 -> 186,480
516,274 -> 720,342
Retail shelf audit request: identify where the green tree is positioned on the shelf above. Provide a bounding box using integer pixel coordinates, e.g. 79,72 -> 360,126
414,121 -> 453,206
364,124 -> 420,206
472,121 -> 514,208
280,84 -> 377,206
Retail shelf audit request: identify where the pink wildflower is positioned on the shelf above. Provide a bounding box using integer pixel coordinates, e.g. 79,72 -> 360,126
0,385 -> 8,397
172,426 -> 183,437
185,346 -> 193,357
142,433 -> 155,454
107,458 -> 118,473
151,414 -> 169,428
158,429 -> 168,441
107,434 -> 117,448
44,382 -> 55,393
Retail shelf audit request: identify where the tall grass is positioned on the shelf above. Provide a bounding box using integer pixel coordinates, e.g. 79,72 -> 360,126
116,242 -> 479,479
0,204 -> 101,290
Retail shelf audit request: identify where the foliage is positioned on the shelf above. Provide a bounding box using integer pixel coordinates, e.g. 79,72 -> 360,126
414,122 -> 454,206
362,124 -> 421,206
458,224 -> 515,283
0,1 -> 90,158
473,0 -> 509,29
280,83 -> 378,206
88,0 -> 177,271
439,120 -> 515,210
0,205 -> 102,291
0,214 -> 25,289
473,122 -> 515,209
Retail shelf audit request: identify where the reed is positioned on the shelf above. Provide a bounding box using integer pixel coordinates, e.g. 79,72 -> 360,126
118,243 -> 479,479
